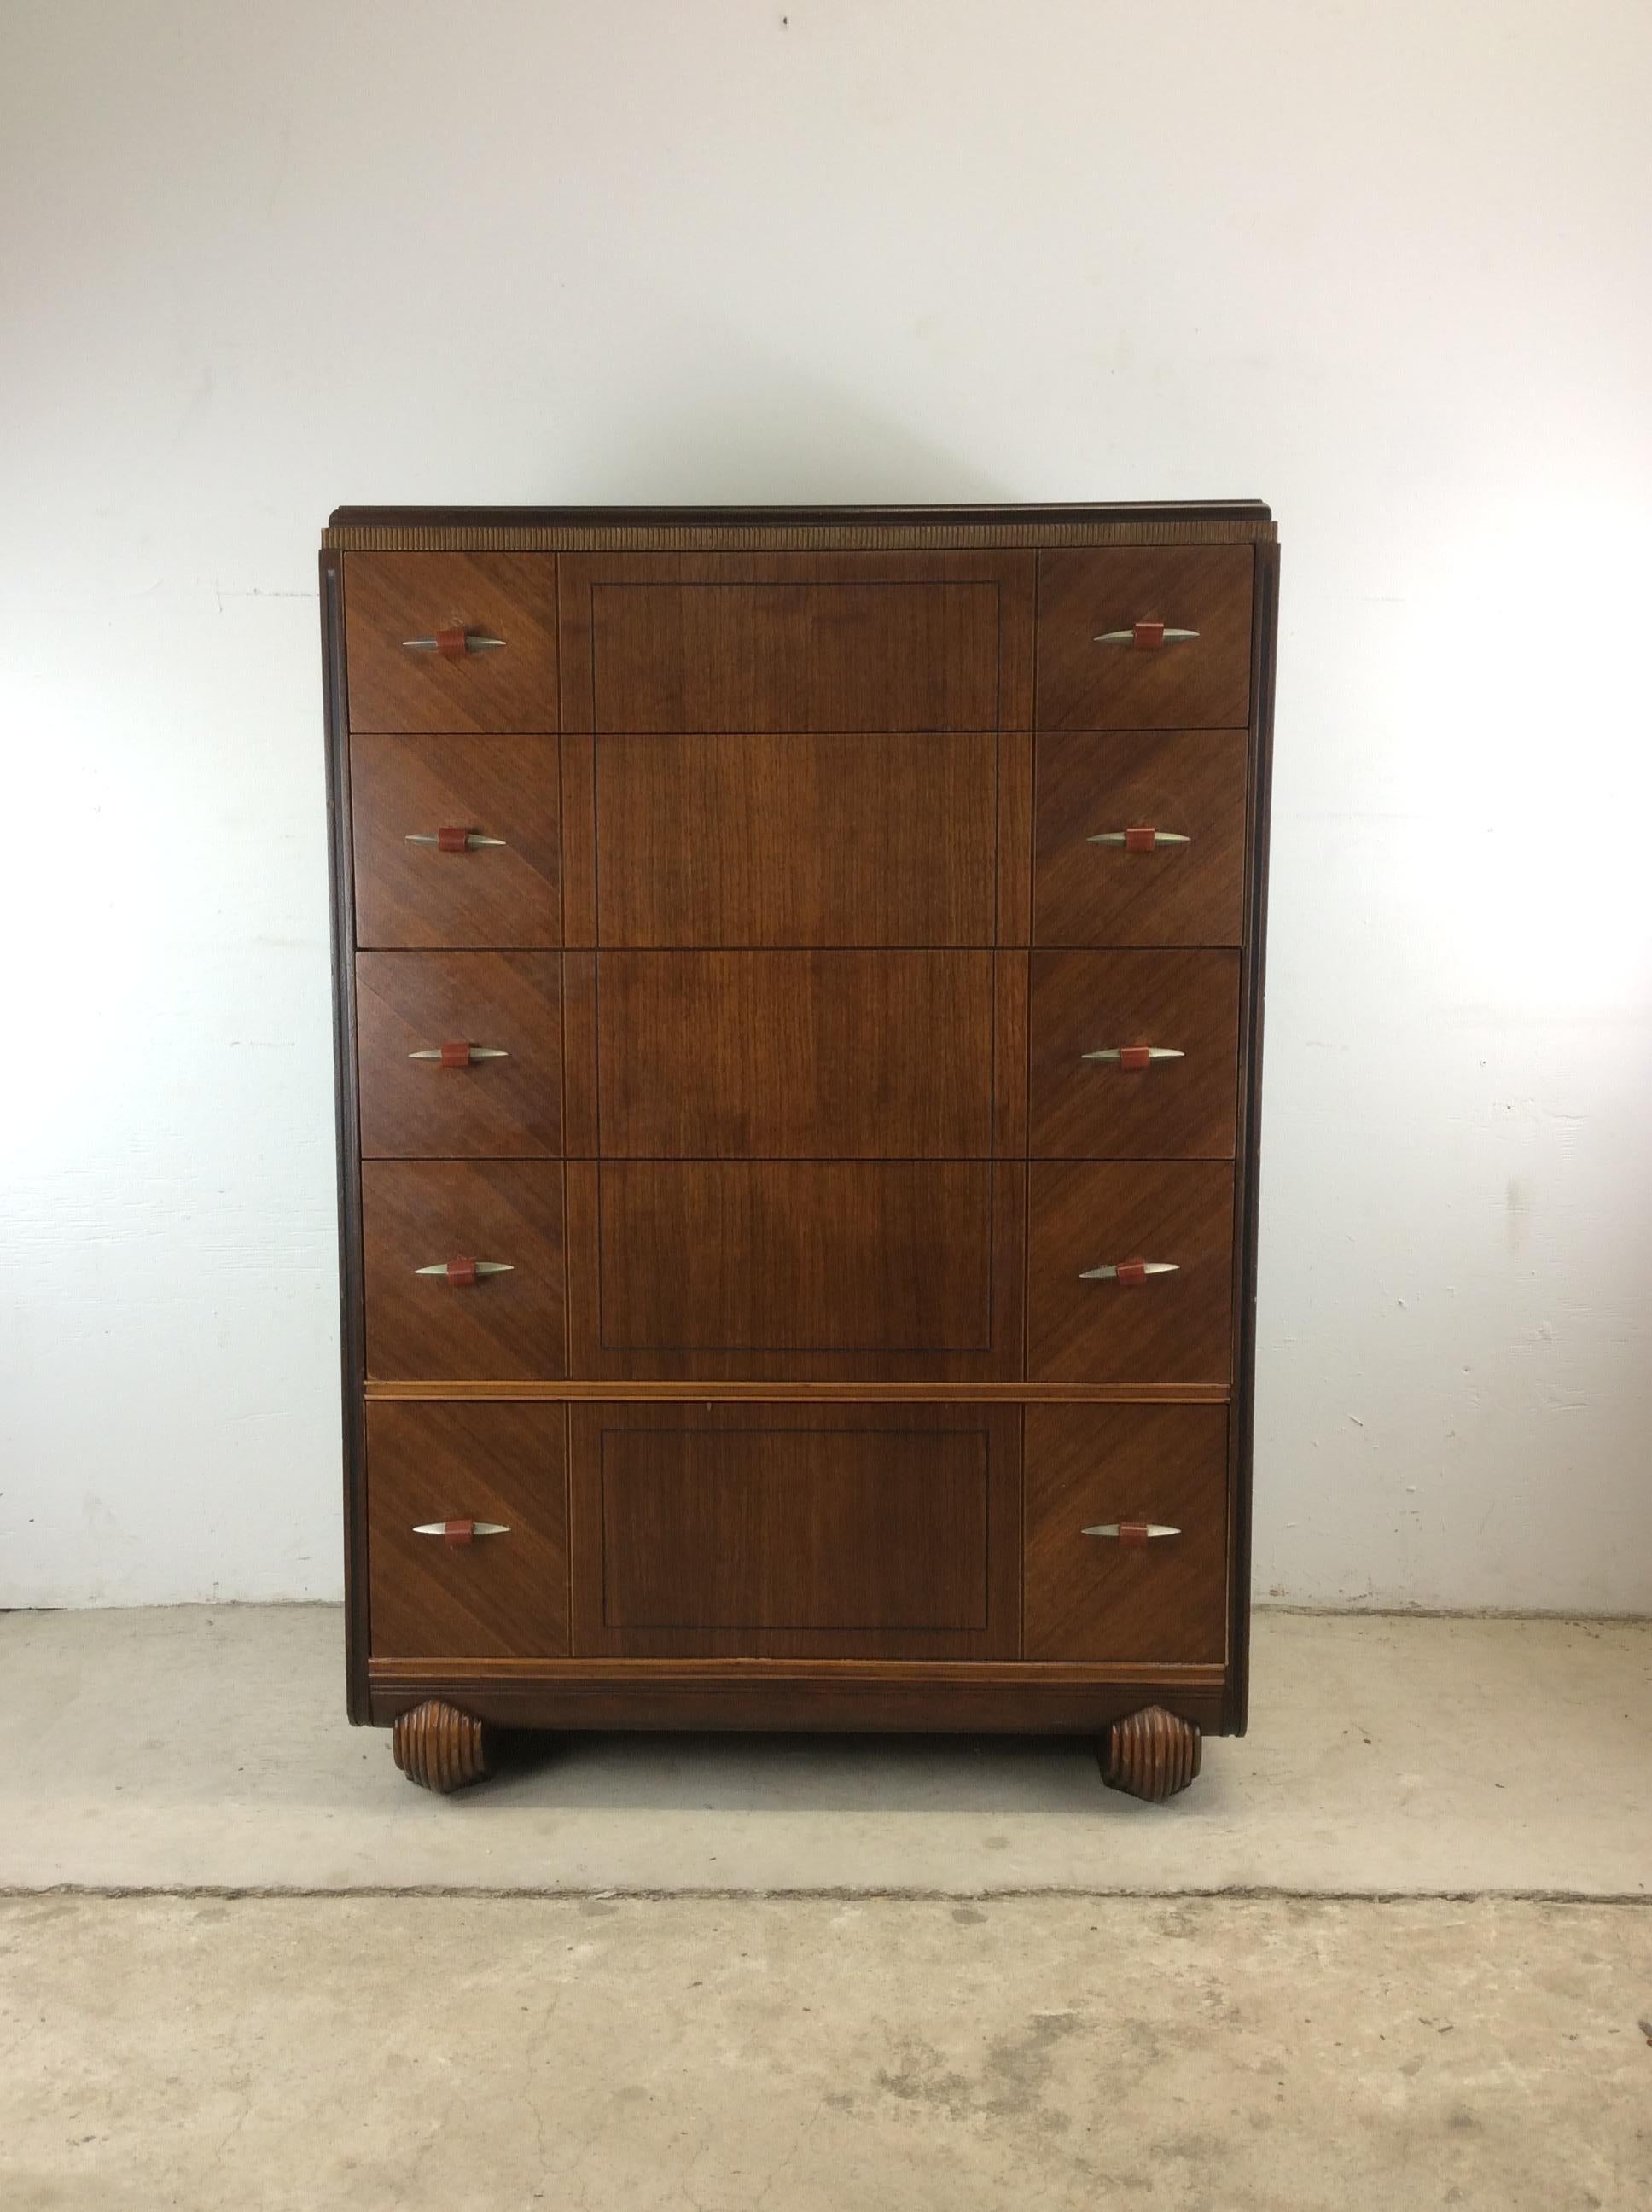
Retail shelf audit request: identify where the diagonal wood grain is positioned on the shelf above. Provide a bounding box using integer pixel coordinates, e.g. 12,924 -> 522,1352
1024,1402 -> 1229,1662
1034,731 -> 1248,948
345,552 -> 558,734
362,1161 -> 565,1382
1028,1161 -> 1236,1383
356,952 -> 561,1158
367,1400 -> 568,1658
352,736 -> 561,948
1036,546 -> 1253,729
1029,948 -> 1241,1159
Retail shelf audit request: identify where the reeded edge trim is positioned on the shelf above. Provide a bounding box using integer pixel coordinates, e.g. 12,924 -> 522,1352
323,519 -> 1277,551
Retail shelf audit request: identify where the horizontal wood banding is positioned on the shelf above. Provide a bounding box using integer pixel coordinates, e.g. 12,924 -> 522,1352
327,521 -> 1275,552
362,1381 -> 1234,1402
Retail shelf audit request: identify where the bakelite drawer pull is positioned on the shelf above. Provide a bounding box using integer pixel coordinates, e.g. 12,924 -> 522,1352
402,629 -> 507,658
1083,1522 -> 1182,1544
1088,826 -> 1190,853
413,1258 -> 514,1285
404,828 -> 509,853
1081,1045 -> 1185,1070
407,1043 -> 511,1068
1079,1258 -> 1179,1285
1092,621 -> 1199,649
412,1519 -> 511,1544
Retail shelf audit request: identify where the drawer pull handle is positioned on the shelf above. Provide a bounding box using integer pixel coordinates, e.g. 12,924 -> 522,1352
1088,825 -> 1190,853
1082,1045 -> 1185,1070
403,630 -> 506,658
1083,1522 -> 1182,1544
413,1258 -> 514,1285
1093,621 -> 1199,649
1079,1258 -> 1179,1285
408,1043 -> 511,1068
413,1520 -> 511,1544
405,829 -> 509,853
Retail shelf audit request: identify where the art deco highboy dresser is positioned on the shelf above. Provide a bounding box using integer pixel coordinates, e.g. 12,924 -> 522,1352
320,502 -> 1277,1801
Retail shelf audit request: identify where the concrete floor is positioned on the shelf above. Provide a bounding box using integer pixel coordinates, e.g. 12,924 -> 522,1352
2,1608 -> 1649,2208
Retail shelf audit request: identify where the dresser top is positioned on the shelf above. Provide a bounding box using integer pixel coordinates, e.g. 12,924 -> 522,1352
322,500 -> 1275,552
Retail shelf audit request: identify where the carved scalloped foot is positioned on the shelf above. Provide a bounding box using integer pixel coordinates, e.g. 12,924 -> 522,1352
1098,1706 -> 1202,1802
392,1700 -> 495,1793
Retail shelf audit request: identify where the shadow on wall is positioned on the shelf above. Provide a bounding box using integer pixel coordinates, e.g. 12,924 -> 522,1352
526,361 -> 1016,507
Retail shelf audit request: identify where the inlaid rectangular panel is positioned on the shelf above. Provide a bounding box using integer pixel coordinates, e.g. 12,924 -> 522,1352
1033,732 -> 1248,947
344,552 -> 558,735
367,1400 -> 568,1660
1023,1403 -> 1229,1663
362,1161 -> 564,1382
351,736 -> 560,949
567,1161 -> 1026,1382
1027,1160 -> 1235,1383
590,731 -> 998,948
1028,949 -> 1241,1160
356,952 -> 561,1159
569,1401 -> 1020,1658
590,951 -> 995,1158
590,580 -> 998,732
1037,547 -> 1253,730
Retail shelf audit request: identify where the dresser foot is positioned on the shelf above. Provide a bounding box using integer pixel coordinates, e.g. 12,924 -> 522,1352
392,1699 -> 495,1793
1098,1707 -> 1202,1802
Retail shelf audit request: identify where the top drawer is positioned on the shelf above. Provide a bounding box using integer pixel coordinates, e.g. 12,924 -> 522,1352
345,553 -> 558,734
1037,548 -> 1253,729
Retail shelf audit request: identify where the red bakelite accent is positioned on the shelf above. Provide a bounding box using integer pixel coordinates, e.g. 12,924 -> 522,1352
1133,619 -> 1166,649
1114,1258 -> 1148,1287
445,1258 -> 478,1287
442,1519 -> 476,1545
1118,1045 -> 1153,1073
1117,1522 -> 1150,1548
439,1040 -> 472,1070
436,826 -> 471,853
1123,825 -> 1158,854
435,626 -> 468,660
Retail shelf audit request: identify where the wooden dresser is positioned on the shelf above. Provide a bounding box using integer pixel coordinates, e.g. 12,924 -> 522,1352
320,503 -> 1277,1801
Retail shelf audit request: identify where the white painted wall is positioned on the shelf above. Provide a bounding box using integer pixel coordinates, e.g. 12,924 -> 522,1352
3,1 -> 1649,1611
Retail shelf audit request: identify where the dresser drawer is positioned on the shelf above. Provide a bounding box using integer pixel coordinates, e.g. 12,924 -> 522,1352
356,952 -> 561,1159
344,552 -> 557,735
1027,1161 -> 1234,1383
567,1161 -> 1025,1381
351,736 -> 560,949
361,1161 -> 564,1381
593,731 -> 998,947
367,1400 -> 569,1659
1036,548 -> 1253,730
568,1401 -> 1020,1657
1033,732 -> 1248,947
1029,949 -> 1240,1159
586,950 -> 995,1157
1023,1404 -> 1228,1663
589,578 -> 998,732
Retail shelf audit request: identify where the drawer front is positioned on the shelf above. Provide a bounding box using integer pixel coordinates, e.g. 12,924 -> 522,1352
590,951 -> 995,1158
569,1402 -> 1020,1657
351,736 -> 561,949
1034,732 -> 1248,947
367,1400 -> 569,1659
362,1160 -> 565,1381
1028,949 -> 1240,1160
356,952 -> 561,1159
590,580 -> 998,732
344,552 -> 557,735
1023,1404 -> 1228,1663
593,731 -> 998,947
567,1161 -> 1025,1381
1036,548 -> 1253,730
1027,1161 -> 1234,1382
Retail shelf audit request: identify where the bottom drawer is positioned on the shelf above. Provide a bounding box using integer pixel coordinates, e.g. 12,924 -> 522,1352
367,1401 -> 569,1659
1023,1404 -> 1229,1663
569,1402 -> 1021,1659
